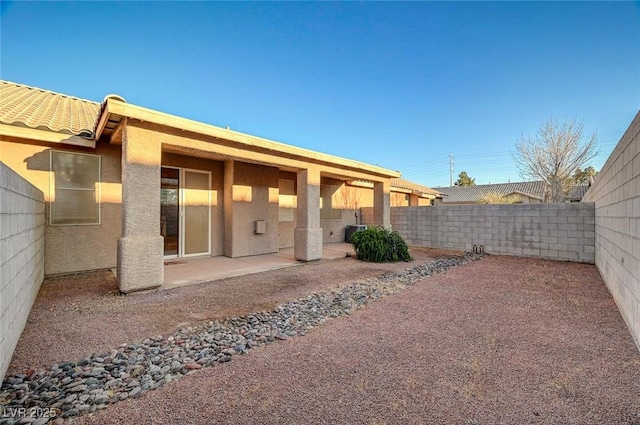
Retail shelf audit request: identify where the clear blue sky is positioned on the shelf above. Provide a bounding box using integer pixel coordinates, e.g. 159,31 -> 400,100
2,1 -> 639,187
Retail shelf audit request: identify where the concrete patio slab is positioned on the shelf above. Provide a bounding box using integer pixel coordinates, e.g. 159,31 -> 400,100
162,242 -> 355,290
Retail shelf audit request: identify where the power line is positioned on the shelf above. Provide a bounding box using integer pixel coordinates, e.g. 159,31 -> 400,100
390,136 -> 623,188
394,139 -> 621,174
449,154 -> 454,187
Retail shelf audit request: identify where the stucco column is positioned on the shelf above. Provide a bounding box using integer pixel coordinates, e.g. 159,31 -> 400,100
373,180 -> 391,228
294,167 -> 323,261
117,121 -> 164,293
223,160 -> 235,257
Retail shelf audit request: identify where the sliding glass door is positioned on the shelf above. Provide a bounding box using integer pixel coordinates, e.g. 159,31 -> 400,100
161,167 -> 180,257
161,167 -> 211,258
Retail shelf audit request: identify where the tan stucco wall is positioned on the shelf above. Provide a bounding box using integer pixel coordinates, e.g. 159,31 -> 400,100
392,192 -> 409,206
510,194 -> 541,204
277,178 -> 364,247
277,175 -> 370,246
387,191 -> 433,207
337,184 -> 430,209
279,221 -> 295,248
278,176 -> 296,248
413,195 -> 432,206
225,161 -> 279,257
281,213 -> 360,246
117,121 -> 163,292
0,139 -> 122,275
349,185 -> 373,208
321,209 -> 360,243
318,178 -> 348,242
162,153 -> 225,256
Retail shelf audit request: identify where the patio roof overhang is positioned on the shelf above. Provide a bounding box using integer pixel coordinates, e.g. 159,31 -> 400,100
95,98 -> 400,182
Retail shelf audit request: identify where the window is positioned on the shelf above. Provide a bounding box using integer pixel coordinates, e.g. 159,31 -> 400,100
50,151 -> 101,225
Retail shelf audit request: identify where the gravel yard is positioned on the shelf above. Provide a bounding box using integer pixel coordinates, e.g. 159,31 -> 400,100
6,248 -> 455,375
3,251 -> 640,424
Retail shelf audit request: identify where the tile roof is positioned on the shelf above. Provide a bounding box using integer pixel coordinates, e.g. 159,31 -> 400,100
0,80 -> 101,138
391,178 -> 441,196
567,184 -> 589,201
435,181 -> 589,203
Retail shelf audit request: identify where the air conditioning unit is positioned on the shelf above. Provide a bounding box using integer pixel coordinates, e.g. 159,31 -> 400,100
345,225 -> 367,243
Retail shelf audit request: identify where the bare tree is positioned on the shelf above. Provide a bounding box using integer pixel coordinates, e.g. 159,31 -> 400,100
515,118 -> 598,202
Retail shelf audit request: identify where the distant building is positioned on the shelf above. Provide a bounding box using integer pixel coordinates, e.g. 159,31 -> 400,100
389,178 -> 442,206
435,181 -> 589,205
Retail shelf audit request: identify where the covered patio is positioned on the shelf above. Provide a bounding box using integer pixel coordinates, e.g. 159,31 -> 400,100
95,98 -> 399,293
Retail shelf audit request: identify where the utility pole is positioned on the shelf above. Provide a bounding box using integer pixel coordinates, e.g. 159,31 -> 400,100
449,154 -> 454,187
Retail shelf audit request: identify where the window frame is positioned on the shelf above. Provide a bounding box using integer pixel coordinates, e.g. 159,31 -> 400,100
49,150 -> 101,226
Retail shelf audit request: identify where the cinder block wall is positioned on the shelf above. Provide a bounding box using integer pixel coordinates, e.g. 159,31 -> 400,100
583,110 -> 640,349
362,203 -> 595,263
0,162 -> 45,381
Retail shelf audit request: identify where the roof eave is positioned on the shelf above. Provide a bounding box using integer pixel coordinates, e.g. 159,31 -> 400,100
96,99 -> 400,180
0,123 -> 96,148
506,190 -> 544,201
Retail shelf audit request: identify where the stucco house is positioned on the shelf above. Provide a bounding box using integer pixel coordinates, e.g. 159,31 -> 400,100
435,181 -> 589,205
0,80 -> 401,293
388,178 -> 441,206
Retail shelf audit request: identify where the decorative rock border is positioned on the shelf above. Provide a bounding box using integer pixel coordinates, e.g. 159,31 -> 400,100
0,253 -> 483,424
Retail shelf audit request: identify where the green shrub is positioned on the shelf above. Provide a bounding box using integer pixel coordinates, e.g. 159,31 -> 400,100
350,226 -> 411,263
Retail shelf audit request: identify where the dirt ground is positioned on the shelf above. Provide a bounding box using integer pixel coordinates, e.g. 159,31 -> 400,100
8,247 -> 457,375
8,251 -> 640,424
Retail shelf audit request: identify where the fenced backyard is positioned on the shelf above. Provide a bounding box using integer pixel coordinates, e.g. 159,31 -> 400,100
1,112 -> 638,424
3,251 -> 639,424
